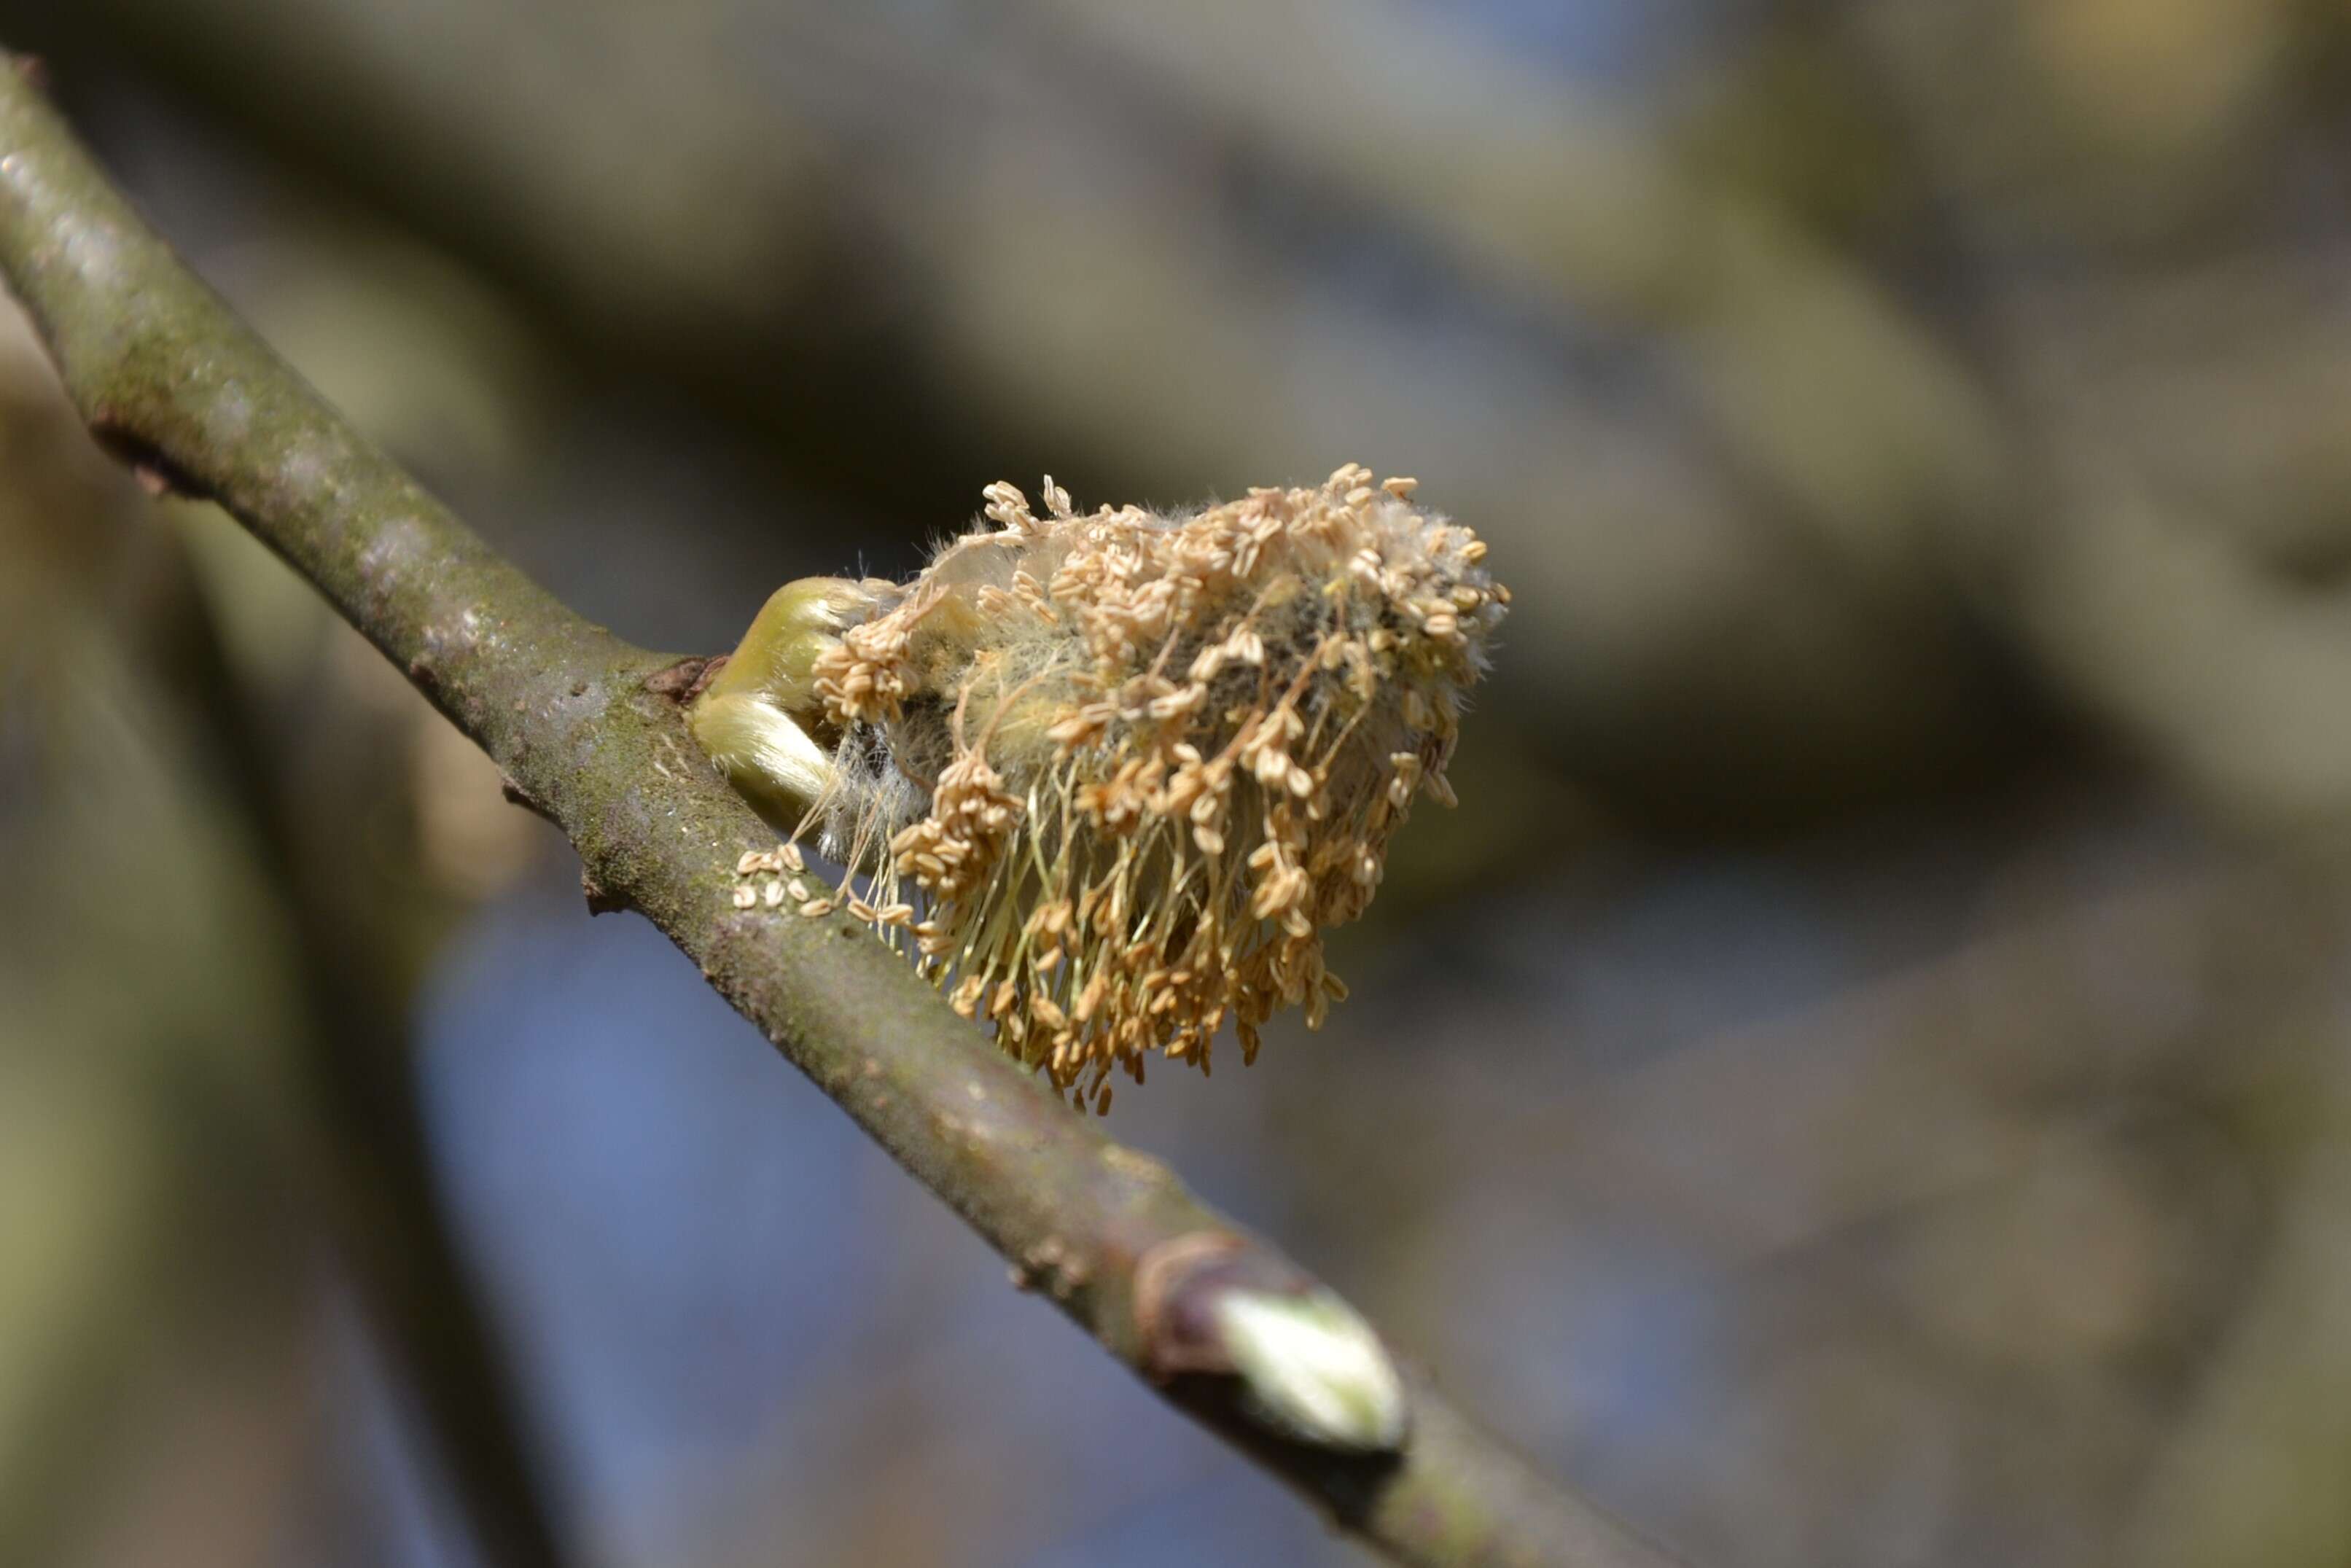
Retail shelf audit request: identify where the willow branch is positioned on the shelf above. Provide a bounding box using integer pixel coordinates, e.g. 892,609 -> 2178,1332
0,62 -> 1680,1568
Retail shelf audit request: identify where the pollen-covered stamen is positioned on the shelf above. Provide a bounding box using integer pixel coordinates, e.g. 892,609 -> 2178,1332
736,466 -> 1502,1102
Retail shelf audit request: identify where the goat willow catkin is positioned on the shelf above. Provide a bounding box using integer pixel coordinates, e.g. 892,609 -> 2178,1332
691,464 -> 1507,1107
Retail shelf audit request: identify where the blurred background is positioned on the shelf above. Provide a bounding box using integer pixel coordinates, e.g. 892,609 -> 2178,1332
6,2 -> 2351,1564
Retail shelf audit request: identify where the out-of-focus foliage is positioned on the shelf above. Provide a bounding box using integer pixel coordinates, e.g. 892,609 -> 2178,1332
8,1 -> 2351,1565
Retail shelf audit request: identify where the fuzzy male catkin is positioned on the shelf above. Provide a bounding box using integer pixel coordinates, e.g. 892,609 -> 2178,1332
693,464 -> 1506,1108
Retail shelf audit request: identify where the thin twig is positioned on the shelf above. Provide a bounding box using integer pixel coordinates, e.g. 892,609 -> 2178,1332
0,61 -> 1681,1568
